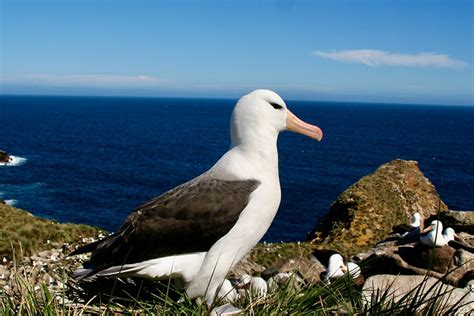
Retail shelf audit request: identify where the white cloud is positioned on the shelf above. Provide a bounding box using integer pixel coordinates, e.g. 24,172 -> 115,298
312,49 -> 468,68
0,74 -> 165,88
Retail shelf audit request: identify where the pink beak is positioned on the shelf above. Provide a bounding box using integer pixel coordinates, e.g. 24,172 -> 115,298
286,110 -> 323,141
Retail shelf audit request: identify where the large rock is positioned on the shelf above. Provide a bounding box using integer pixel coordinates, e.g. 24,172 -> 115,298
397,244 -> 455,274
0,150 -> 11,164
228,253 -> 265,278
261,255 -> 325,284
426,210 -> 474,234
356,241 -> 473,287
309,159 -> 448,256
362,275 -> 474,315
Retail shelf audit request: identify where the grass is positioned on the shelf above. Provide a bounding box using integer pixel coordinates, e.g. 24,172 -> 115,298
0,203 -> 101,261
1,259 -> 471,315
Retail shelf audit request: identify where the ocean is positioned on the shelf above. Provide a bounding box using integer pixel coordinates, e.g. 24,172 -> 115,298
1,95 -> 473,242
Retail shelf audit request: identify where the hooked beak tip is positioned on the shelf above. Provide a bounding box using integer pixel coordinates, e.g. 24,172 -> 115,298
286,110 -> 323,141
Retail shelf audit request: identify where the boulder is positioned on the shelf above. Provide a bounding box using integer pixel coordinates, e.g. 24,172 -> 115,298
228,254 -> 265,279
309,159 -> 448,257
397,244 -> 455,274
362,275 -> 474,315
261,255 -> 325,284
426,210 -> 474,234
0,150 -> 11,164
357,241 -> 472,287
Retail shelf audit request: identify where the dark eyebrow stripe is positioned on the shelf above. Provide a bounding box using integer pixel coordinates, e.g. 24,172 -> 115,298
270,102 -> 283,109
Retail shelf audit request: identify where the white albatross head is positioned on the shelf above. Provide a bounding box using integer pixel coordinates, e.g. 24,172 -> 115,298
443,227 -> 456,242
411,212 -> 421,227
230,89 -> 323,149
423,220 -> 444,235
326,253 -> 347,280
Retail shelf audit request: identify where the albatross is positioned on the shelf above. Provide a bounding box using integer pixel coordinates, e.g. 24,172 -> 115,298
71,89 -> 323,305
420,220 -> 447,247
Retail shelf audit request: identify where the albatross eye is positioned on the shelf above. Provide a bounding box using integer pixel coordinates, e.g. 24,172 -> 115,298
269,102 -> 283,110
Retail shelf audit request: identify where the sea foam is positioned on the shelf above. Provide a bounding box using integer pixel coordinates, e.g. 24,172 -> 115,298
0,155 -> 27,167
4,199 -> 17,206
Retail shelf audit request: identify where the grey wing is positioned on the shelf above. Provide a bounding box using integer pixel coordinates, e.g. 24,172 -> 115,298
83,176 -> 260,270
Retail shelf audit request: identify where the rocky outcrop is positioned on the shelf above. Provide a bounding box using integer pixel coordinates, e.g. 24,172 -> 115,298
229,254 -> 265,278
354,235 -> 474,288
426,210 -> 474,234
309,159 -> 448,257
0,150 -> 11,164
261,255 -> 325,284
362,275 -> 474,315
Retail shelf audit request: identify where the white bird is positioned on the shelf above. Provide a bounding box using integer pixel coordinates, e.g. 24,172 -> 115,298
443,227 -> 457,243
420,220 -> 447,247
238,274 -> 267,298
216,279 -> 239,304
442,227 -> 474,252
324,254 -> 347,281
70,89 -> 323,305
347,262 -> 361,278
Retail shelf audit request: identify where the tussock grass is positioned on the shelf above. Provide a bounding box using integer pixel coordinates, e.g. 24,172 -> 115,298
1,265 -> 471,315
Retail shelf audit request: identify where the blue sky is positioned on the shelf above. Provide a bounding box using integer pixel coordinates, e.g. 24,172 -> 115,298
1,0 -> 472,105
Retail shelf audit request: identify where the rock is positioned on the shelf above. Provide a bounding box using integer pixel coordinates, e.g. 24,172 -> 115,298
358,241 -> 472,287
0,266 -> 10,280
454,248 -> 474,267
458,232 -> 474,246
261,255 -> 325,284
362,275 -> 474,315
229,254 -> 265,279
399,244 -> 455,274
309,159 -> 448,257
0,150 -> 11,164
426,210 -> 474,234
266,272 -> 305,291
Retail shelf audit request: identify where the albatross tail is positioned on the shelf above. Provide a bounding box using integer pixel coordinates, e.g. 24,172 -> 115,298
74,252 -> 207,283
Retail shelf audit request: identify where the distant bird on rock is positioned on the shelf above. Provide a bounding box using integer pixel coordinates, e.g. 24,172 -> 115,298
391,212 -> 421,237
323,253 -> 361,284
216,279 -> 239,304
443,227 -> 474,252
443,227 -> 457,243
420,220 -> 447,247
238,274 -> 268,298
70,89 -> 323,305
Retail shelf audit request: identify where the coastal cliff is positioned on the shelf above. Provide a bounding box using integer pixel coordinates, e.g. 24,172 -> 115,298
0,159 -> 472,314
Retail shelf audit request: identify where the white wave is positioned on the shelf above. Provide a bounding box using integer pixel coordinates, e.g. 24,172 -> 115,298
0,155 -> 27,167
4,199 -> 17,206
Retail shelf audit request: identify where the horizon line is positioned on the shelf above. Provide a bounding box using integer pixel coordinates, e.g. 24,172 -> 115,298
0,92 -> 472,108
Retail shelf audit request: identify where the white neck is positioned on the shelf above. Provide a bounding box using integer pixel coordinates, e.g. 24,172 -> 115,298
211,131 -> 280,182
412,218 -> 420,227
